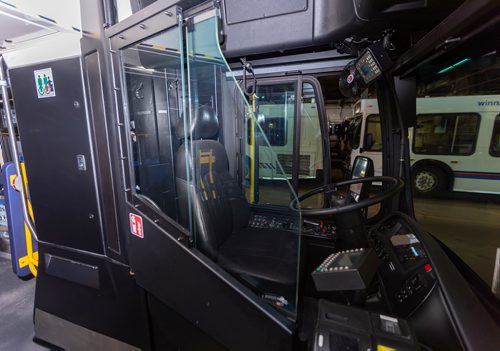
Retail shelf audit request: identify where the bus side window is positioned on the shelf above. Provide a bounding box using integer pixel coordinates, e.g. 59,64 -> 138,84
364,115 -> 382,151
413,113 -> 480,155
490,115 -> 500,157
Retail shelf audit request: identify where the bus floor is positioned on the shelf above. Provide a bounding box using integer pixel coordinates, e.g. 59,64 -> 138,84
0,252 -> 50,351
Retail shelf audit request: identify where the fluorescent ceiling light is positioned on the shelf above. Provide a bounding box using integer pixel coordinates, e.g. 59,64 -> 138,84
437,58 -> 471,74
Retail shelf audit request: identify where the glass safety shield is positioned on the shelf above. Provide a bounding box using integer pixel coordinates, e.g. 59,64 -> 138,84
115,8 -> 302,319
119,20 -> 193,234
184,13 -> 302,319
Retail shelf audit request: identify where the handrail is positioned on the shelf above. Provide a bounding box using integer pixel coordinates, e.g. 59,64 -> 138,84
0,55 -> 39,242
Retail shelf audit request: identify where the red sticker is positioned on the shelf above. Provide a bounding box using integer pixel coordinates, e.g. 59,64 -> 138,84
129,213 -> 144,238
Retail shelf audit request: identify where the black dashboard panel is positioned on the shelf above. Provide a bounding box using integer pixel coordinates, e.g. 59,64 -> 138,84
248,213 -> 336,240
367,214 -> 463,349
246,210 -> 499,350
368,213 -> 500,350
368,215 -> 436,317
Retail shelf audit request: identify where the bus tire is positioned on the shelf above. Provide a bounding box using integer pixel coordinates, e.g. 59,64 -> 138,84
412,165 -> 447,197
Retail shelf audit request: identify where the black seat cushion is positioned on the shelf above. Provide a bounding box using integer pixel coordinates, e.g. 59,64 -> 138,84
218,228 -> 298,286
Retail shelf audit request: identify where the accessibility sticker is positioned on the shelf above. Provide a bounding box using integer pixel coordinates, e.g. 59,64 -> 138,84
34,68 -> 56,98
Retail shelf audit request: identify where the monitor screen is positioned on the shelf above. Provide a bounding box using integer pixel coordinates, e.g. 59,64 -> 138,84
334,251 -> 364,268
355,50 -> 382,84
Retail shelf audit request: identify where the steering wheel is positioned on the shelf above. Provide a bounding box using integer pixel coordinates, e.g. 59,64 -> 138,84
289,176 -> 404,217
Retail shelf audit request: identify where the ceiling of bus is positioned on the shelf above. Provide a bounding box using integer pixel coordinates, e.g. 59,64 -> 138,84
0,11 -> 57,49
0,0 -> 80,53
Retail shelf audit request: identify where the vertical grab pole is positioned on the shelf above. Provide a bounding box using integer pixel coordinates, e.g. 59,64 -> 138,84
0,55 -> 39,243
249,96 -> 255,203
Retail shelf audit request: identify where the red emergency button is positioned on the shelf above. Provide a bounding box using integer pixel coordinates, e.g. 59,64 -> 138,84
424,264 -> 432,273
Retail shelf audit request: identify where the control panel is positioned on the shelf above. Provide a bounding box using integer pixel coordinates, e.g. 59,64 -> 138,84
248,214 -> 335,240
312,248 -> 379,291
248,214 -> 295,230
355,43 -> 393,84
368,215 -> 436,316
303,219 -> 336,239
313,300 -> 419,351
394,271 -> 429,304
390,233 -> 428,269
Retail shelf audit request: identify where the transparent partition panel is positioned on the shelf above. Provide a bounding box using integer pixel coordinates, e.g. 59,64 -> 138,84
120,25 -> 192,233
185,14 -> 301,318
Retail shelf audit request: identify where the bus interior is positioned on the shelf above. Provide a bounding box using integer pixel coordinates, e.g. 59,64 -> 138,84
0,0 -> 499,350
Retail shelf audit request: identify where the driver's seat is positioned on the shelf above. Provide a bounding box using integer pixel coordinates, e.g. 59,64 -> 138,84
175,106 -> 297,286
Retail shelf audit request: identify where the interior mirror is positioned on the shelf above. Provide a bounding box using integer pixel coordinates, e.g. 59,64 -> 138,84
364,133 -> 374,150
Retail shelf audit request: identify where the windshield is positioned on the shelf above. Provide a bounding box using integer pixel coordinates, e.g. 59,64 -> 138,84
412,34 -> 500,293
121,12 -> 302,318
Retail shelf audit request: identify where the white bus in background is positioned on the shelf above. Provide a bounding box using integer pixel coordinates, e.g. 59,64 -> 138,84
343,100 -> 384,177
251,90 -> 323,180
344,96 -> 500,196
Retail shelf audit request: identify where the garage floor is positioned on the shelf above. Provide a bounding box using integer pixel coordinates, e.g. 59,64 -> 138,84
415,196 -> 500,286
0,253 -> 48,351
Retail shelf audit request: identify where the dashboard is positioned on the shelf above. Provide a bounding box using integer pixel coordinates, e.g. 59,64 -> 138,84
365,213 -> 500,350
247,211 -> 437,318
368,215 -> 436,316
248,213 -> 336,240
248,211 -> 437,317
248,210 -> 500,349
309,210 -> 500,350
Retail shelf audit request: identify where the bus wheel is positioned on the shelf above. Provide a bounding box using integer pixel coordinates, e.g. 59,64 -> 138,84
412,165 -> 447,197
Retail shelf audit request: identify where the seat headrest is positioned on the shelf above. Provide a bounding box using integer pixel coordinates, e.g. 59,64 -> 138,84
176,105 -> 219,140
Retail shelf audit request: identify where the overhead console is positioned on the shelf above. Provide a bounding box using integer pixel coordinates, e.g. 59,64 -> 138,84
368,214 -> 436,317
219,0 -> 463,58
